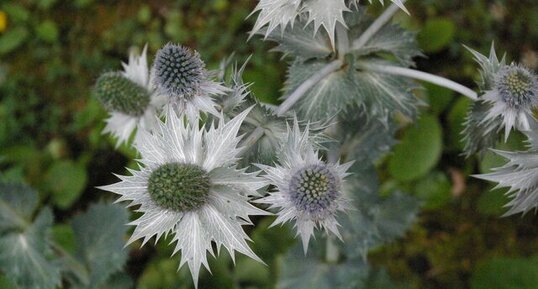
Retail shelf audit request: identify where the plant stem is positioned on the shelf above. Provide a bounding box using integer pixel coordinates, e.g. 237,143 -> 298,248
325,236 -> 339,264
351,0 -> 408,50
276,60 -> 343,116
336,23 -> 350,58
364,63 -> 478,100
238,126 -> 265,156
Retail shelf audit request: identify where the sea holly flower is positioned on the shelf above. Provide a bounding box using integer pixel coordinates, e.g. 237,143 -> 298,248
151,43 -> 228,122
475,147 -> 538,216
481,64 -> 538,140
94,46 -> 163,146
99,108 -> 270,287
256,120 -> 353,251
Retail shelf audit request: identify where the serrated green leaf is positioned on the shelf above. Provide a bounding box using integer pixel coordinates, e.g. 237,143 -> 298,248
352,22 -> 420,67
389,114 -> 443,181
413,171 -> 452,210
0,208 -> 62,289
340,165 -> 419,259
71,203 -> 129,289
278,243 -> 369,289
44,160 -> 88,209
285,60 -> 357,122
471,256 -> 538,289
0,182 -> 38,231
418,18 -> 455,53
336,111 -> 397,166
262,21 -> 332,60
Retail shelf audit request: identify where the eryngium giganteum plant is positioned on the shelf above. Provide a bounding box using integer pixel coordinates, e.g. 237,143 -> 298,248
83,1 -> 538,289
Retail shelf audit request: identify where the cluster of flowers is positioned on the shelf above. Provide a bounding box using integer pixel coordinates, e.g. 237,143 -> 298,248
92,0 -> 538,287
95,43 -> 352,286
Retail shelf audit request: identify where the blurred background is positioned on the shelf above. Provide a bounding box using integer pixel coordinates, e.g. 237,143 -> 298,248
1,0 -> 538,288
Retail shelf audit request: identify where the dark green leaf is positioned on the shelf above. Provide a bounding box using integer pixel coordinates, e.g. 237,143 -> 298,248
389,114 -> 443,181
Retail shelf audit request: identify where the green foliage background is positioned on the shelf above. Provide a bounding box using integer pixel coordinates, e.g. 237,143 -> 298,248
1,0 -> 538,288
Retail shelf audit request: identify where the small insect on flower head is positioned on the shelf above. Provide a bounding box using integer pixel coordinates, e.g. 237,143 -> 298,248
99,108 -> 270,287
482,64 -> 538,140
256,119 -> 352,251
94,46 -> 163,146
151,43 -> 228,122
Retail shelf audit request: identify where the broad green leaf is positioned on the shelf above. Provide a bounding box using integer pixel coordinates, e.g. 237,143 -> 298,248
52,224 -> 76,254
71,203 -> 129,289
413,171 -> 452,210
389,114 -> 443,181
0,208 -> 62,289
425,82 -> 454,115
418,18 -> 456,53
44,160 -> 88,209
477,188 -> 509,216
471,256 -> 538,289
36,20 -> 59,43
0,27 -> 29,55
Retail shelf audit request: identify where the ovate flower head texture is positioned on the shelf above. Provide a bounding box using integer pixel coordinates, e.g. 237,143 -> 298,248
151,43 -> 228,122
256,120 -> 353,251
482,64 -> 538,140
99,108 -> 270,287
94,46 -> 164,146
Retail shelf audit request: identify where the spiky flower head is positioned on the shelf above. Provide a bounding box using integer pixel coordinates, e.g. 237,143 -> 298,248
256,119 -> 352,251
99,108 -> 270,287
475,148 -> 538,216
482,64 -> 538,140
151,43 -> 228,122
94,46 -> 163,146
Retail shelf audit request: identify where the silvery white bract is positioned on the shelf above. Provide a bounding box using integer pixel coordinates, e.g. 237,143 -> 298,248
256,120 -> 353,251
151,43 -> 229,122
95,46 -> 164,146
250,0 -> 409,47
462,44 -> 507,156
99,108 -> 270,287
481,64 -> 538,140
475,148 -> 538,216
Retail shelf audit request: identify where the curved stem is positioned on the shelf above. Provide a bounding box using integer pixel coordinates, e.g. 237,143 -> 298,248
351,0 -> 408,50
238,126 -> 265,157
364,63 -> 478,100
276,60 -> 343,116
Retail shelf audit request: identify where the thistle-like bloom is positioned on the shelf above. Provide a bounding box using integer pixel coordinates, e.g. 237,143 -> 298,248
151,43 -> 228,122
481,64 -> 538,140
94,46 -> 163,146
256,120 -> 352,251
250,0 -> 408,46
99,108 -> 270,287
475,149 -> 538,216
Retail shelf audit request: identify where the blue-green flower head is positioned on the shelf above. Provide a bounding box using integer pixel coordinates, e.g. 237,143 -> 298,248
151,43 -> 228,122
482,64 -> 538,140
256,119 -> 352,252
152,43 -> 205,97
